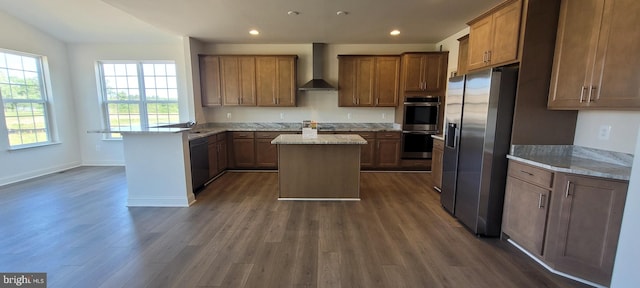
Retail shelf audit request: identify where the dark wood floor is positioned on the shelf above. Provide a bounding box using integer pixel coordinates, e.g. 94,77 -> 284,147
0,167 -> 588,288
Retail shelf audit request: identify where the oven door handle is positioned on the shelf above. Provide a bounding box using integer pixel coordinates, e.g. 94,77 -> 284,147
402,131 -> 437,135
403,102 -> 440,107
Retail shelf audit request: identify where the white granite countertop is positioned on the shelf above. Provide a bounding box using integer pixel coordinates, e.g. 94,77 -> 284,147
187,122 -> 400,140
507,145 -> 633,181
87,127 -> 190,134
271,134 -> 367,145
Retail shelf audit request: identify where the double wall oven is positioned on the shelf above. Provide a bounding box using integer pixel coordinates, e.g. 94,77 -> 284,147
402,96 -> 440,159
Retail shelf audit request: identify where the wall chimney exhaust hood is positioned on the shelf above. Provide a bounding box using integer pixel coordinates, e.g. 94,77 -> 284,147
298,43 -> 337,91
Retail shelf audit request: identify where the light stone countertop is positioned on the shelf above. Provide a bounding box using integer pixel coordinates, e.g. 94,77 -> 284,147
507,145 -> 633,181
271,134 -> 367,145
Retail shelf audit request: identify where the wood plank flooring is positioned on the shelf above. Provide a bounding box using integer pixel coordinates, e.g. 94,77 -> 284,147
0,167 -> 588,288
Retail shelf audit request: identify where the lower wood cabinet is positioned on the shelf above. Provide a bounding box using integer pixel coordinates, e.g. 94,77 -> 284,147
230,132 -> 255,168
255,132 -> 281,169
358,132 -> 376,168
208,133 -> 227,177
375,132 -> 401,168
545,173 -> 628,286
502,160 -> 628,286
431,138 -> 443,190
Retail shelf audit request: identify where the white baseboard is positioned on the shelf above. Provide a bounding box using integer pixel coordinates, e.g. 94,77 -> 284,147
0,161 -> 81,187
127,197 -> 195,207
507,239 -> 605,288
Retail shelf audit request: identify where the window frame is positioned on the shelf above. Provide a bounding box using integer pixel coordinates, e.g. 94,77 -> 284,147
0,49 -> 55,149
97,60 -> 180,139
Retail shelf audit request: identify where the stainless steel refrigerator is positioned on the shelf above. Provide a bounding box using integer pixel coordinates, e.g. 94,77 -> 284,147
440,67 -> 518,237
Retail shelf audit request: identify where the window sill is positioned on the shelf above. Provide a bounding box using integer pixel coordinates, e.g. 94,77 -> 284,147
7,141 -> 62,151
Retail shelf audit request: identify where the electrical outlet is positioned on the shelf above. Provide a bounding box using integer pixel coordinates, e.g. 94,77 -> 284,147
226,113 -> 231,119
382,113 -> 386,119
280,112 -> 285,120
598,125 -> 611,140
347,113 -> 352,120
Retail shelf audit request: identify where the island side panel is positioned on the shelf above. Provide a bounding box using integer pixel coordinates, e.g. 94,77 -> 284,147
278,144 -> 361,199
122,132 -> 195,207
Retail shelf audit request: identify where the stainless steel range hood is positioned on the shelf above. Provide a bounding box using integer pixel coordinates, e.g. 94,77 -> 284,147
298,43 -> 337,91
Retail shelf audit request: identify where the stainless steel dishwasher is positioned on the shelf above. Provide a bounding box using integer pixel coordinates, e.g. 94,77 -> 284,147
189,137 -> 209,193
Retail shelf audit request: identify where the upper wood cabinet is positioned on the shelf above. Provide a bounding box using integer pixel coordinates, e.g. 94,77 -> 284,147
338,55 -> 400,107
256,56 -> 297,107
220,56 -> 256,106
200,54 -> 298,107
200,56 -> 222,106
467,0 -> 522,71
456,35 -> 469,76
400,52 -> 448,95
548,0 -> 640,110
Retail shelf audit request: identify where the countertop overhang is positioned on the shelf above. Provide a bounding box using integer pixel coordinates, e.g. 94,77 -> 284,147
507,145 -> 633,181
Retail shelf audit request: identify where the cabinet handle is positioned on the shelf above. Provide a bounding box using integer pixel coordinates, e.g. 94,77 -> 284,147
538,194 -> 544,208
483,51 -> 487,63
520,170 -> 534,176
565,181 -> 572,198
579,86 -> 587,103
589,86 -> 597,102
487,50 -> 491,62
375,98 -> 379,105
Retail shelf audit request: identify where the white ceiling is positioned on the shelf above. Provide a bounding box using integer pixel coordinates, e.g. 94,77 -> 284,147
0,0 -> 502,44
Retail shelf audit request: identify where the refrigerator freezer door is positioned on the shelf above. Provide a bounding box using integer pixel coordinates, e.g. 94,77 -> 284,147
440,75 -> 465,214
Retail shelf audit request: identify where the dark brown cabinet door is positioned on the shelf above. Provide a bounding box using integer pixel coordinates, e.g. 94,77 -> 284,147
208,137 -> 218,178
216,135 -> 228,173
547,174 -> 628,286
256,56 -> 297,107
231,132 -> 255,168
354,57 -> 375,106
374,56 -> 400,106
502,176 -> 550,256
431,139 -> 443,189
199,56 -> 221,106
400,52 -> 448,96
401,54 -> 425,92
376,132 -> 401,168
221,56 -> 256,106
255,138 -> 277,168
358,132 -> 376,168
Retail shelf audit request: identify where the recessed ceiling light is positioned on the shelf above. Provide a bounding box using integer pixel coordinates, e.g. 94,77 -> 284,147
249,29 -> 259,35
390,30 -> 401,36
336,11 -> 349,16
287,11 -> 300,16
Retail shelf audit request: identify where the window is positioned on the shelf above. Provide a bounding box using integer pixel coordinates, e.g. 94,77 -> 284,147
0,50 -> 53,148
98,61 -> 179,138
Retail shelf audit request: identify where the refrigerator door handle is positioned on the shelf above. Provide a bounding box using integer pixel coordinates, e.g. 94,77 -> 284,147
446,123 -> 457,148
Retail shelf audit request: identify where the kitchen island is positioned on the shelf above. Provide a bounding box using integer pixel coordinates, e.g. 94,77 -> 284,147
271,134 -> 367,200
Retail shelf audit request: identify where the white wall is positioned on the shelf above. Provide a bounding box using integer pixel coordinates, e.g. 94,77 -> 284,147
0,11 -> 81,186
68,40 -> 191,166
199,43 -> 437,123
611,127 -> 640,287
574,111 -> 640,154
435,27 -> 470,80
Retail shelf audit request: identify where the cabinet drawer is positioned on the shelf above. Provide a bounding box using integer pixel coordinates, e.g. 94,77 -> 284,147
376,131 -> 401,139
255,131 -> 282,139
216,132 -> 227,142
508,160 -> 553,189
232,131 -> 255,139
433,138 -> 444,150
